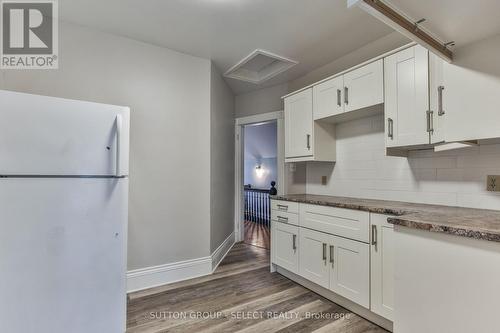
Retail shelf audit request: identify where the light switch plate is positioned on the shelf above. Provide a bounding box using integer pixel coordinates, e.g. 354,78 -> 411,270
487,175 -> 499,192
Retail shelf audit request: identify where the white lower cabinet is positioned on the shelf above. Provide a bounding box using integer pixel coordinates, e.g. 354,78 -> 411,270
299,228 -> 331,288
370,214 -> 395,321
272,202 -> 394,323
298,228 -> 370,308
329,235 -> 370,308
273,221 -> 299,274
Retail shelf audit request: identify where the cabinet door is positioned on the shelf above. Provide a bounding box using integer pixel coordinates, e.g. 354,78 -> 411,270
384,45 -> 430,147
329,236 -> 370,308
344,59 -> 384,113
370,214 -> 395,321
299,228 -> 330,288
442,37 -> 500,142
429,52 -> 445,144
285,89 -> 313,158
273,222 -> 299,273
313,76 -> 344,120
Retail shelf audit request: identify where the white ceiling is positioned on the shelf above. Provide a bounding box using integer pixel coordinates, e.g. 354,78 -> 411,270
59,0 -> 395,94
386,0 -> 500,47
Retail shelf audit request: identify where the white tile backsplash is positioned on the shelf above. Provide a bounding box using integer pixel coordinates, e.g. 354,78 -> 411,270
306,115 -> 500,210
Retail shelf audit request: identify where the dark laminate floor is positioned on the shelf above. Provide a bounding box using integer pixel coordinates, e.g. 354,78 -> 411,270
244,220 -> 270,250
127,243 -> 388,333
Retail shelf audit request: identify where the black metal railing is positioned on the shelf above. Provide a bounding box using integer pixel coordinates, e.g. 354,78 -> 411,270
244,186 -> 271,227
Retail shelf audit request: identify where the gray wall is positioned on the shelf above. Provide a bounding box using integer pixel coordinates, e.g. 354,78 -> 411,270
0,22 -> 213,270
209,64 -> 235,253
235,83 -> 288,118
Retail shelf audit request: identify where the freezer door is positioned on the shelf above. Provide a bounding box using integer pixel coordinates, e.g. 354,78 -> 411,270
0,178 -> 128,333
0,90 -> 129,176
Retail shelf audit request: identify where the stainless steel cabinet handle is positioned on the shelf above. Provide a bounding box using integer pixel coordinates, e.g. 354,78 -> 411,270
337,89 -> 342,107
344,87 -> 349,105
277,216 -> 288,223
322,243 -> 327,261
329,245 -> 334,267
371,225 -> 378,249
387,118 -> 394,139
427,110 -> 434,133
438,86 -> 445,116
277,204 -> 288,211
306,134 -> 311,150
292,235 -> 297,251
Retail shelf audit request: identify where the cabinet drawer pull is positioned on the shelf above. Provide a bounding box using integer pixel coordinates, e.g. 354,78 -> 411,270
322,243 -> 327,261
371,225 -> 378,249
277,204 -> 288,211
329,245 -> 334,267
277,216 -> 288,223
337,89 -> 342,107
387,118 -> 394,139
292,234 -> 297,251
438,86 -> 445,116
306,134 -> 311,150
344,87 -> 349,105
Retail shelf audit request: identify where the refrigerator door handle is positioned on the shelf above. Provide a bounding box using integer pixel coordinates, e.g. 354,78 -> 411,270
115,114 -> 122,177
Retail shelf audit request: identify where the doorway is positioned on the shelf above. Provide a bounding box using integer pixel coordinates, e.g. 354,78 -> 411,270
242,121 -> 277,249
235,111 -> 285,248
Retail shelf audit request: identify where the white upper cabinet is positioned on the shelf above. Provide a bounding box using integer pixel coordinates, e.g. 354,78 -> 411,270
384,45 -> 431,148
441,35 -> 500,142
285,89 -> 313,159
312,60 -> 384,120
344,59 -> 384,113
313,76 -> 344,120
284,88 -> 336,162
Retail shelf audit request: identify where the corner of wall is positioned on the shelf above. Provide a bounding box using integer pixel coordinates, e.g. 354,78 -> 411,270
209,61 -> 236,254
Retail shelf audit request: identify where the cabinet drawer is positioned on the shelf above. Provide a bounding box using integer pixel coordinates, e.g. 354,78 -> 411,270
271,210 -> 299,226
299,204 -> 370,243
271,200 -> 299,214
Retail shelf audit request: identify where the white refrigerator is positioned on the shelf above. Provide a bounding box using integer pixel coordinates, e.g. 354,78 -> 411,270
0,90 -> 130,333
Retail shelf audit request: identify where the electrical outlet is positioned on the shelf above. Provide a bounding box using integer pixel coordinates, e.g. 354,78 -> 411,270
321,176 -> 327,185
487,175 -> 499,192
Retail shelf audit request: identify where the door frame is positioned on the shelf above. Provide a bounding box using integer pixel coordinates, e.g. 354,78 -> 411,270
234,110 -> 285,242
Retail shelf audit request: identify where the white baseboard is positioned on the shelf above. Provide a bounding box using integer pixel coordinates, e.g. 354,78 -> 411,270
211,232 -> 235,272
127,232 -> 235,293
127,256 -> 212,293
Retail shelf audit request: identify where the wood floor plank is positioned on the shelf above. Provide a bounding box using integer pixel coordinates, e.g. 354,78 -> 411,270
244,221 -> 270,249
127,243 -> 388,333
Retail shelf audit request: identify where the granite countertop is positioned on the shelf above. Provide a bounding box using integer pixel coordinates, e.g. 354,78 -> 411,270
271,194 -> 500,243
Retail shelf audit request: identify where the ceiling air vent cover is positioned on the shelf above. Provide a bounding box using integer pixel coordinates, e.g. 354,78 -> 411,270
224,49 -> 298,84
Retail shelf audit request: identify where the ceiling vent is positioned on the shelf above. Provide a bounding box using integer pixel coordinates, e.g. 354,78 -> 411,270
224,49 -> 298,84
